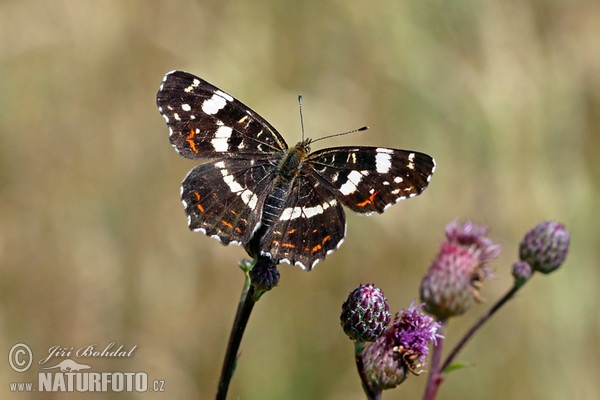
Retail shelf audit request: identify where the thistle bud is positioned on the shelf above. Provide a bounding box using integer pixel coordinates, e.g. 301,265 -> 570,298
519,221 -> 570,274
249,259 -> 280,292
512,261 -> 532,285
341,284 -> 390,342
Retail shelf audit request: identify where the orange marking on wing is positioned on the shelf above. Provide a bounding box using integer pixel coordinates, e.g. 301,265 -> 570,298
357,191 -> 379,207
221,220 -> 233,229
312,244 -> 322,253
287,228 -> 297,234
322,235 -> 331,243
193,192 -> 204,212
186,128 -> 199,153
282,243 -> 296,249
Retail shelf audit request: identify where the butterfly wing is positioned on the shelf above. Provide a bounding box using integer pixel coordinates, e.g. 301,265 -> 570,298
258,172 -> 347,270
308,147 -> 435,214
181,157 -> 279,245
157,70 -> 288,159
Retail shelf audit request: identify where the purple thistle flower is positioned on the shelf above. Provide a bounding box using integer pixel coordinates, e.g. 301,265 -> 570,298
362,303 -> 442,390
420,221 -> 501,320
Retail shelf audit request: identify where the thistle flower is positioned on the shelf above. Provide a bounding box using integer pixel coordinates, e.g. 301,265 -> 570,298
341,284 -> 390,342
420,221 -> 501,320
362,304 -> 441,390
519,221 -> 570,274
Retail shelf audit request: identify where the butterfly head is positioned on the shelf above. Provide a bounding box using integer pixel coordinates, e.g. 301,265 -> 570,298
294,138 -> 313,155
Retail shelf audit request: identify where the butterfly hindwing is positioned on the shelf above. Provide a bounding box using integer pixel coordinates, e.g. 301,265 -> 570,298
259,172 -> 347,269
157,70 -> 287,159
181,157 -> 277,245
308,147 -> 435,214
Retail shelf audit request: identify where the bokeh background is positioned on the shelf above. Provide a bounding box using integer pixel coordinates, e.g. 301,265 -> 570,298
1,0 -> 598,399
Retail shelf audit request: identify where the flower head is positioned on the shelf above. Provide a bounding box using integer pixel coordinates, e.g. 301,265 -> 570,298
362,303 -> 441,390
519,221 -> 570,274
341,284 -> 390,342
420,221 -> 501,320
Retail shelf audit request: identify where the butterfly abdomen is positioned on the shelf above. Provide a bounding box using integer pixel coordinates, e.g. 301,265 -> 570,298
261,184 -> 289,227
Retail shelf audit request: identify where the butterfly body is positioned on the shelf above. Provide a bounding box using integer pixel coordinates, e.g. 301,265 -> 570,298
157,71 -> 435,270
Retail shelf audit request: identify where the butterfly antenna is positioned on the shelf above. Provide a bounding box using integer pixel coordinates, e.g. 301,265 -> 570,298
298,94 -> 368,143
312,125 -> 369,143
298,95 -> 306,142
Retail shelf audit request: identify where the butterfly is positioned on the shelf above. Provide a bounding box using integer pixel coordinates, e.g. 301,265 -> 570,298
157,71 -> 435,270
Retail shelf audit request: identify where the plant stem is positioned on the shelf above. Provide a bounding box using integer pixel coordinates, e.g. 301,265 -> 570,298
422,320 -> 447,400
354,342 -> 381,400
423,283 -> 523,399
216,274 -> 256,400
440,284 -> 520,373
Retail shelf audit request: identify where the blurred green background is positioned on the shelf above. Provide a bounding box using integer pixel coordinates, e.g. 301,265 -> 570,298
1,0 -> 598,399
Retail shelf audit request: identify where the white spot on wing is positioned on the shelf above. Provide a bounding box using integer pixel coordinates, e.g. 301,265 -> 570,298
279,199 -> 337,221
184,78 -> 201,93
339,170 -> 364,195
222,173 -> 243,193
217,164 -> 258,209
280,207 -> 302,221
375,150 -> 392,173
216,89 -> 234,102
181,103 -> 191,111
211,126 -> 233,152
241,189 -> 258,210
407,152 -> 415,170
202,93 -> 229,115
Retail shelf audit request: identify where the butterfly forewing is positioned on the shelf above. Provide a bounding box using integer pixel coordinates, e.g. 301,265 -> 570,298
308,147 -> 435,214
157,70 -> 287,159
181,157 -> 278,245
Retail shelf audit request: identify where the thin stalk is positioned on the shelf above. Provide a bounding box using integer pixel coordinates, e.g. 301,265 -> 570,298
216,275 -> 256,400
423,283 -> 523,400
422,320 -> 447,400
440,284 -> 520,372
354,341 -> 381,400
